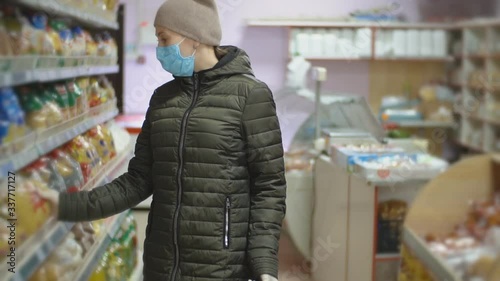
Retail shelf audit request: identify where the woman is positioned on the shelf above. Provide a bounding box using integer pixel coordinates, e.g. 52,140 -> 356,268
42,0 -> 287,280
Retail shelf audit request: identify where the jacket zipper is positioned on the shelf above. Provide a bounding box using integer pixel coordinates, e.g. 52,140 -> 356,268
170,74 -> 200,281
224,196 -> 231,249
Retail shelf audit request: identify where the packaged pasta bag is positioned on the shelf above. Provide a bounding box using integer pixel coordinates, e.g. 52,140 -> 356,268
49,149 -> 85,193
27,12 -> 56,55
65,135 -> 102,183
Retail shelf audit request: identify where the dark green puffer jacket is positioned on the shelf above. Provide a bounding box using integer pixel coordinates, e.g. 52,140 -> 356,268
59,46 -> 287,281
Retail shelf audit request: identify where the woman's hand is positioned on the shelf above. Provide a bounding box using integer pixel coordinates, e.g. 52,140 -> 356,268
36,188 -> 60,218
260,274 -> 278,281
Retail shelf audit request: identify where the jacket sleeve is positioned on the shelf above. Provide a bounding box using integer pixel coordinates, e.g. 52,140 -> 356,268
242,84 -> 287,279
58,107 -> 154,222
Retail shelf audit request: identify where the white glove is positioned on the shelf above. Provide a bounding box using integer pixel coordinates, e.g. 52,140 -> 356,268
260,274 -> 278,281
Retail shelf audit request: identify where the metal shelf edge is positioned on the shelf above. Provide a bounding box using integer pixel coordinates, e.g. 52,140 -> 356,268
5,221 -> 75,281
402,226 -> 460,281
0,65 -> 120,88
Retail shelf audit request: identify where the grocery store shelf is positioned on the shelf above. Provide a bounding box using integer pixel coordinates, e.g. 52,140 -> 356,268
247,19 -> 453,29
384,120 -> 456,128
73,212 -> 129,281
0,64 -> 119,88
16,0 -> 118,29
1,220 -> 75,281
1,130 -> 132,281
82,138 -> 134,192
292,56 -> 452,62
129,251 -> 144,281
454,139 -> 485,152
373,56 -> 453,62
403,227 -> 460,281
0,101 -> 118,179
446,82 -> 490,91
375,253 -> 401,261
459,111 -> 500,126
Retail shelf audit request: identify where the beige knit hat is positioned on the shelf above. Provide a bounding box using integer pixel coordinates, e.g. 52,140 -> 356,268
154,0 -> 222,46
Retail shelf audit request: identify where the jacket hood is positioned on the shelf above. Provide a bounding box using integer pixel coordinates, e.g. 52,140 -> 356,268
176,46 -> 255,87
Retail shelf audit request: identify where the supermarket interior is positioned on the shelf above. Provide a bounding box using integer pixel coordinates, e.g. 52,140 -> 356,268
2,0 -> 500,281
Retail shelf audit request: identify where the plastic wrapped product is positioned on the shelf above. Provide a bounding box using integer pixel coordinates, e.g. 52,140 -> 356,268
51,83 -> 76,119
65,135 -> 102,183
65,80 -> 86,116
0,13 -> 14,56
83,30 -> 98,57
50,20 -> 73,57
71,26 -> 86,56
28,13 -> 56,55
88,77 -> 103,108
98,75 -> 116,102
38,86 -> 64,126
49,148 -> 85,193
18,87 -> 49,129
0,87 -> 26,144
86,125 -> 113,164
13,172 -> 52,237
24,157 -> 66,192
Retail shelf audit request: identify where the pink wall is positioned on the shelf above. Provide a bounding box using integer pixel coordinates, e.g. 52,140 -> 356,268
121,0 -> 496,114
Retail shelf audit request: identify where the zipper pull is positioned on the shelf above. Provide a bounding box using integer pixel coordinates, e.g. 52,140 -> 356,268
226,197 -> 230,208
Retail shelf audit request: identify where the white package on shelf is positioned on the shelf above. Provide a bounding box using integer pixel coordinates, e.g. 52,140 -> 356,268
309,31 -> 325,57
406,29 -> 420,57
296,29 -> 311,57
336,29 -> 358,59
433,30 -> 448,57
393,29 -> 407,57
375,29 -> 389,57
419,30 -> 434,57
323,30 -> 336,57
355,28 -> 372,58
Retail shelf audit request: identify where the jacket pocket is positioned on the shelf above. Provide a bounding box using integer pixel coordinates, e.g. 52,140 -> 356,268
223,196 -> 231,249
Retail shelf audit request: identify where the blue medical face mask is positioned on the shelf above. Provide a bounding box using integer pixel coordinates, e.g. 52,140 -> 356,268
156,38 -> 196,77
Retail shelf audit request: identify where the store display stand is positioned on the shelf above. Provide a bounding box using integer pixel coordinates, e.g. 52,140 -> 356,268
312,155 -> 426,281
450,20 -> 500,154
402,154 -> 500,280
0,1 -> 141,280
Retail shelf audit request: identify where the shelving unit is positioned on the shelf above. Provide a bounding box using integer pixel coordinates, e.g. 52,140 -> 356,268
14,0 -> 119,29
401,154 -> 500,281
312,155 -> 432,281
450,19 -> 500,154
402,227 -> 459,281
73,212 -> 129,281
0,100 -> 119,180
0,1 -> 131,280
1,221 -> 75,281
383,120 -> 456,128
0,61 -> 119,87
1,137 -> 133,281
248,19 -> 451,61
